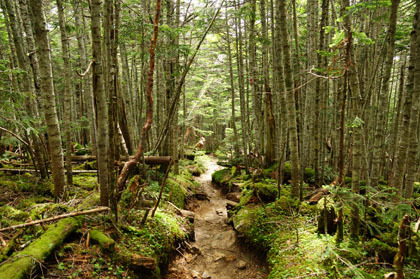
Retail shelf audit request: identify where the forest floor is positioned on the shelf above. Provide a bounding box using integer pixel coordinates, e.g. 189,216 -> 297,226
165,157 -> 268,279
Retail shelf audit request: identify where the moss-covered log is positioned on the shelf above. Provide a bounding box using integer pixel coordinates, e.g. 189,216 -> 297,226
89,229 -> 115,252
0,217 -> 80,279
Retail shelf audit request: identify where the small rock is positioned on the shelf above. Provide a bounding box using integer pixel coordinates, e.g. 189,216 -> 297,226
191,270 -> 200,278
384,272 -> 396,279
224,255 -> 236,262
194,192 -> 209,200
202,271 -> 211,279
226,192 -> 241,202
213,251 -> 225,262
236,260 -> 247,270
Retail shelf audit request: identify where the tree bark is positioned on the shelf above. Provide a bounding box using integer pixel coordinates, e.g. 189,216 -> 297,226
56,0 -> 73,187
277,0 -> 301,198
117,0 -> 162,196
90,0 -> 110,206
28,0 -> 66,200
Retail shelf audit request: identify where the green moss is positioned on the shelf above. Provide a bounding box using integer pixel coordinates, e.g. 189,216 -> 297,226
119,210 -> 187,264
212,168 -> 231,185
0,205 -> 29,227
365,238 -> 398,263
232,205 -> 260,236
238,189 -> 253,207
90,229 -> 115,252
73,175 -> 98,190
74,161 -> 97,170
167,178 -> 188,209
0,217 -> 80,279
0,174 -> 53,195
29,203 -> 70,220
253,182 -> 278,202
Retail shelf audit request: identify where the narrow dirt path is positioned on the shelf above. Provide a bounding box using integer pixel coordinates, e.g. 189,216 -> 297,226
166,157 -> 267,279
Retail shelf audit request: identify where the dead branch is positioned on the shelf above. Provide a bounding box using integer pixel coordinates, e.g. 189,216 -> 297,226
0,127 -> 29,148
0,206 -> 110,232
76,60 -> 94,77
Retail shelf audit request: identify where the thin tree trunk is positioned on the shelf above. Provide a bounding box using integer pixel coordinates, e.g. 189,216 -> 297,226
371,0 -> 400,187
117,0 -> 162,195
90,0 -> 110,206
277,0 -> 301,198
28,0 -> 66,200
56,0 -> 73,187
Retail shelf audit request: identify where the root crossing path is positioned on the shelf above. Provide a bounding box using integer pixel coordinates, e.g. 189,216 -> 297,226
166,157 -> 267,279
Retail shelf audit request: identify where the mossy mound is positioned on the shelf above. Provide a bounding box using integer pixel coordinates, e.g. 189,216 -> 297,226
212,168 -> 231,185
0,173 -> 53,195
74,160 -> 97,170
253,181 -> 278,202
118,210 -> 189,277
72,175 -> 98,191
264,162 -> 317,184
0,205 -> 29,227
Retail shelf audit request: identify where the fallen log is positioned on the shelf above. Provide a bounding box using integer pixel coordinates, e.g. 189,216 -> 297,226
0,217 -> 80,279
0,195 -> 103,278
71,155 -> 172,165
89,229 -> 115,252
0,168 -> 97,174
0,206 -> 110,233
114,250 -> 156,271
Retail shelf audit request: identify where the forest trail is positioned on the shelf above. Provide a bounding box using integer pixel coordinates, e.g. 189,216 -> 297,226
165,157 -> 267,279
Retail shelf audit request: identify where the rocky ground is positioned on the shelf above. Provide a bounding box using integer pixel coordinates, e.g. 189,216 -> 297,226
165,158 -> 268,279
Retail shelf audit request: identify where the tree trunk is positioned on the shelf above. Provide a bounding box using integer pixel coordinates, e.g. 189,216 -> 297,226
56,0 -> 73,187
260,0 -> 276,166
90,0 -> 110,206
371,0 -> 400,187
28,0 -> 66,200
277,0 -> 301,198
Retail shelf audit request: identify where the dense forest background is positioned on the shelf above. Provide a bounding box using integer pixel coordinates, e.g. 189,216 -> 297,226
1,0 -> 420,278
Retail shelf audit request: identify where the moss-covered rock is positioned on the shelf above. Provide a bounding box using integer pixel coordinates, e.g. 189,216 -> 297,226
212,168 -> 231,185
253,182 -> 278,202
232,205 -> 260,236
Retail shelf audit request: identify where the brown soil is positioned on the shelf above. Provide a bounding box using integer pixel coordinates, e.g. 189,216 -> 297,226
165,157 -> 268,279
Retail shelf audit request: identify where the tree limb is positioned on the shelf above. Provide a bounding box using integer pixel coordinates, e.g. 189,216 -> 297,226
0,127 -> 30,148
76,60 -> 94,77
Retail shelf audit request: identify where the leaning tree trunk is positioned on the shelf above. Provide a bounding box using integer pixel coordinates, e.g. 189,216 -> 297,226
28,0 -> 66,199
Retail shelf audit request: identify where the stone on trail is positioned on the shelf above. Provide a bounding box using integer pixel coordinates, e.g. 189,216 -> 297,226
191,270 -> 200,278
202,271 -> 211,279
226,192 -> 241,202
236,260 -> 247,270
